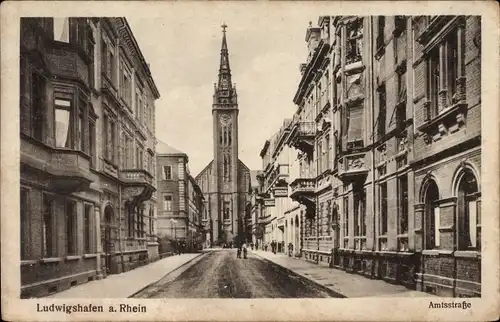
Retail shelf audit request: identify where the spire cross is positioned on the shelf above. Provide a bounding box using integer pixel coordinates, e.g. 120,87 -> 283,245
221,22 -> 228,33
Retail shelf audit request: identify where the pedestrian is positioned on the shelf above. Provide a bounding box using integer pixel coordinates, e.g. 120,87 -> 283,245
237,245 -> 242,259
288,243 -> 293,257
242,242 -> 247,259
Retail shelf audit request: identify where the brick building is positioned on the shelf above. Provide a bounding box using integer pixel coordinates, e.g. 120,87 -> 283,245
20,17 -> 160,298
155,141 -> 205,252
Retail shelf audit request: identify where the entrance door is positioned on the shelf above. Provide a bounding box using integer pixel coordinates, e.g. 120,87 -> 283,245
333,206 -> 340,265
102,205 -> 114,274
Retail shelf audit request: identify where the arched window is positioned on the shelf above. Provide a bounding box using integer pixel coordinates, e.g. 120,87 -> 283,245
223,127 -> 227,146
228,128 -> 232,146
424,181 -> 440,249
457,170 -> 479,250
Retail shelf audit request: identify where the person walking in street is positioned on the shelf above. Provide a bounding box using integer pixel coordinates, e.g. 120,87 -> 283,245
237,245 -> 242,259
242,242 -> 248,259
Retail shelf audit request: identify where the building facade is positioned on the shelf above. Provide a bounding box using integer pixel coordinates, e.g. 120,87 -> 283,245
195,25 -> 252,247
20,17 -> 160,298
258,15 -> 481,297
156,141 -> 205,252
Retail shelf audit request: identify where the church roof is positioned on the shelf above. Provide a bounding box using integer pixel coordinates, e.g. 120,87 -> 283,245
156,140 -> 187,156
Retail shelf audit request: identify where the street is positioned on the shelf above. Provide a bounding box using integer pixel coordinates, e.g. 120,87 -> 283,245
133,250 -> 337,298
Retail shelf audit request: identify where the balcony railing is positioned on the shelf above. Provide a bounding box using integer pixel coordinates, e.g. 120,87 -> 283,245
288,121 -> 316,155
267,164 -> 289,188
119,169 -> 154,185
289,178 -> 315,200
338,152 -> 368,182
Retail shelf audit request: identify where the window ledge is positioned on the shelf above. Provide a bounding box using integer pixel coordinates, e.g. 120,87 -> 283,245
417,101 -> 467,134
21,260 -> 38,266
40,257 -> 63,264
83,253 -> 98,259
65,255 -> 81,261
454,250 -> 480,259
344,60 -> 364,74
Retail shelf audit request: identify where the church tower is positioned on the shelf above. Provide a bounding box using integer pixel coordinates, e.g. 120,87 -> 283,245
196,24 -> 251,247
212,24 -> 240,244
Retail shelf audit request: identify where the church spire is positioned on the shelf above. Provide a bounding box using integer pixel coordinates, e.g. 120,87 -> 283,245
218,22 -> 232,89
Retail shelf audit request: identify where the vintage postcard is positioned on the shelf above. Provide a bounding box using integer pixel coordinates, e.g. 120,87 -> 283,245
1,0 -> 499,321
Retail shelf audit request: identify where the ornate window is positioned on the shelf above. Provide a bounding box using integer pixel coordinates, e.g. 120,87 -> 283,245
163,194 -> 172,211
42,194 -> 55,258
398,175 -> 409,234
84,204 -> 93,254
345,18 -> 363,65
66,200 -> 77,255
377,84 -> 386,140
457,169 -> 480,250
379,182 -> 388,235
424,181 -> 440,249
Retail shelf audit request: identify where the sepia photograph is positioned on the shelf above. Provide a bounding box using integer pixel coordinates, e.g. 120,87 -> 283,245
2,1 -> 499,321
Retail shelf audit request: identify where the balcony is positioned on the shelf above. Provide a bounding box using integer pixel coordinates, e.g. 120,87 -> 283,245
338,152 -> 369,182
287,121 -> 316,155
120,169 -> 156,207
289,178 -> 315,208
21,136 -> 95,192
268,164 -> 289,196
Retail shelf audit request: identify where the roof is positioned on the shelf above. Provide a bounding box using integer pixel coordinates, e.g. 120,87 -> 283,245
156,140 -> 187,156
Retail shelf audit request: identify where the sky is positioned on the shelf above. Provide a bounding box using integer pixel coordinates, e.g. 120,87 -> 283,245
127,3 -> 324,175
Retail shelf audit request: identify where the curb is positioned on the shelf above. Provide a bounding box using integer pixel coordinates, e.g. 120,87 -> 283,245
128,252 -> 207,298
251,251 -> 347,298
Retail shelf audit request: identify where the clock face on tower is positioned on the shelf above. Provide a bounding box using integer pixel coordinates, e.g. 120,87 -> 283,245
219,114 -> 232,126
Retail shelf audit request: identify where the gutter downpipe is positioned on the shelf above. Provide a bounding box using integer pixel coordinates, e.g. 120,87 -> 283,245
370,17 -> 377,266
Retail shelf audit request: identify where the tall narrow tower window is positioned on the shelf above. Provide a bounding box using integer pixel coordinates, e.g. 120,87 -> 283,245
228,128 -> 232,146
227,154 -> 231,181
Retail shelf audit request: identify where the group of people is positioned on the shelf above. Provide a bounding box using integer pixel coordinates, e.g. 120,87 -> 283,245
236,242 -> 248,259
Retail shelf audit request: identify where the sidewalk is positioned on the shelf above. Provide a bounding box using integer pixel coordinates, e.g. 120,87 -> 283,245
47,253 -> 204,298
252,250 -> 438,298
